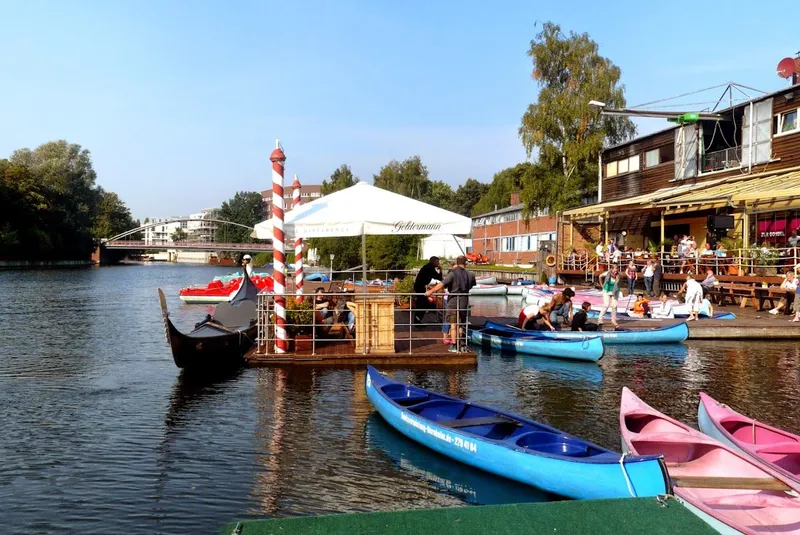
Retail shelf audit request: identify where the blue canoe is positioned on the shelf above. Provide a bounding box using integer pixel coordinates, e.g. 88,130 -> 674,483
470,328 -> 605,362
586,309 -> 735,320
484,320 -> 689,345
365,366 -> 669,500
305,273 -> 330,282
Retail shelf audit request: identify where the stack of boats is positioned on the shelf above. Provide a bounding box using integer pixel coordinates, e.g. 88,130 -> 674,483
179,273 -> 274,304
469,320 -> 689,362
367,366 -> 800,534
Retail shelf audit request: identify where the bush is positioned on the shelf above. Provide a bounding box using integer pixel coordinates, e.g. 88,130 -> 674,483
252,252 -> 272,266
286,296 -> 314,335
394,277 -> 416,304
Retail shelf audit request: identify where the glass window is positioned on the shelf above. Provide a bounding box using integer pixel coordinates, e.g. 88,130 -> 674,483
628,155 -> 640,172
777,110 -> 798,134
606,161 -> 617,177
660,144 -> 675,163
645,149 -> 659,167
618,158 -> 629,174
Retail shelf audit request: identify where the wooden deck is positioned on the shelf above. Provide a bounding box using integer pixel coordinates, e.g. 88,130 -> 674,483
245,312 -> 477,366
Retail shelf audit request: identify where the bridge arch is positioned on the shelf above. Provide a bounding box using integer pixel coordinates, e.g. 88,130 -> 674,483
105,218 -> 258,243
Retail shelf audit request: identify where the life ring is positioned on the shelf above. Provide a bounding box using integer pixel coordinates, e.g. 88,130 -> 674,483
545,254 -> 557,267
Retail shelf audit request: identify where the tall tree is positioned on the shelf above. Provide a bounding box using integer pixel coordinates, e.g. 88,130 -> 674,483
424,180 -> 456,212
171,228 -> 188,243
215,191 -> 263,243
518,22 -> 635,208
453,178 -> 490,217
471,163 -> 533,216
92,188 -> 136,240
373,156 -> 430,200
321,164 -> 358,195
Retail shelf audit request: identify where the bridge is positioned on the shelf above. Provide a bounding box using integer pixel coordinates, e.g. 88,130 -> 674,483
95,218 -> 274,263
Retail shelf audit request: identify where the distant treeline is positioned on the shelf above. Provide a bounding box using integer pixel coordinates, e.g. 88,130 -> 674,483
0,140 -> 137,260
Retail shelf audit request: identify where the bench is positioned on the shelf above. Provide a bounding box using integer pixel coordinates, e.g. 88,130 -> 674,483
754,287 -> 795,315
712,283 -> 757,308
438,416 -> 521,429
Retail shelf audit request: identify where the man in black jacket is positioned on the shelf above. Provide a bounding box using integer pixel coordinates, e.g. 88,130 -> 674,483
413,256 -> 442,324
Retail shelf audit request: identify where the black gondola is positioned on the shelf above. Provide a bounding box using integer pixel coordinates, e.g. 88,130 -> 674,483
158,269 -> 260,370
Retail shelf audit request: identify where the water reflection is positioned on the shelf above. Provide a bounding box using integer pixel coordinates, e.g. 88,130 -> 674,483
365,413 -> 552,505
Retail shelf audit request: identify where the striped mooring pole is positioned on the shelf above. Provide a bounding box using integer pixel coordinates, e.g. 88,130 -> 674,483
270,140 -> 287,353
292,174 -> 304,302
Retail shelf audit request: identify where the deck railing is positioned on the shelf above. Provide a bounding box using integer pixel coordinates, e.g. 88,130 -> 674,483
560,247 -> 799,277
255,291 -> 472,356
702,146 -> 741,173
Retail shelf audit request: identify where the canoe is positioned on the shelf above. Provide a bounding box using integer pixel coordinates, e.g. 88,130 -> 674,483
475,276 -> 497,285
505,286 -> 525,295
158,269 -> 259,370
698,393 -> 800,486
620,388 -> 800,535
366,366 -> 669,500
483,320 -> 689,345
469,284 -> 507,296
470,328 -> 604,362
179,274 -> 273,304
305,272 -> 330,282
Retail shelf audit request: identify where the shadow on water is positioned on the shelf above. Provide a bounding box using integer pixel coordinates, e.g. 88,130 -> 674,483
365,413 -> 554,505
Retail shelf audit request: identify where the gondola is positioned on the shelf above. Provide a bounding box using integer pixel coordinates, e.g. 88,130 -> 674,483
158,269 -> 259,370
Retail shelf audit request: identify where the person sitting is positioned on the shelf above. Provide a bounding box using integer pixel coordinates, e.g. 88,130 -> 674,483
571,301 -> 598,332
698,296 -> 714,317
335,288 -> 356,335
539,288 -> 575,331
630,294 -> 651,318
518,303 -> 543,330
770,271 -> 798,315
700,268 -> 716,297
651,293 -> 675,319
314,288 -> 333,319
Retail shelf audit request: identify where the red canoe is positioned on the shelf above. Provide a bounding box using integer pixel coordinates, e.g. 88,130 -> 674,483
698,392 -> 800,487
620,387 -> 800,535
179,275 -> 274,304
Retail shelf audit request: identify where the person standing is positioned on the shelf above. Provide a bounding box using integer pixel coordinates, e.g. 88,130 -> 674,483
242,254 -> 253,276
652,257 -> 663,298
643,260 -> 655,296
425,256 -> 477,352
625,261 -> 638,295
413,256 -> 442,325
683,274 -> 703,321
597,266 -> 621,328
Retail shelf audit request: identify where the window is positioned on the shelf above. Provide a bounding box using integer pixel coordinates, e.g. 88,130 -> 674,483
628,155 -> 640,172
774,109 -> 799,135
659,144 -> 675,163
742,99 -> 773,166
618,158 -> 629,174
606,161 -> 618,177
645,149 -> 659,167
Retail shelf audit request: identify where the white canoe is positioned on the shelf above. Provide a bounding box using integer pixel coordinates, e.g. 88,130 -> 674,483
475,276 -> 497,285
469,284 -> 507,296
178,294 -> 232,304
505,286 -> 525,296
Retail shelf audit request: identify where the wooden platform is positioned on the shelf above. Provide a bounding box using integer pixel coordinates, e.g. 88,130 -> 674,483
245,315 -> 477,366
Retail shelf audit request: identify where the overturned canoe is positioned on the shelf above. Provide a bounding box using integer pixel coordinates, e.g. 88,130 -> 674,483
698,392 -> 800,487
620,388 -> 800,535
469,284 -> 507,296
366,366 -> 668,500
475,276 -> 497,285
470,328 -> 604,362
483,320 -> 689,345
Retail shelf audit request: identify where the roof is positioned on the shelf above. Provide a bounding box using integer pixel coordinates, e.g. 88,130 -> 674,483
602,83 -> 797,153
471,204 -> 525,218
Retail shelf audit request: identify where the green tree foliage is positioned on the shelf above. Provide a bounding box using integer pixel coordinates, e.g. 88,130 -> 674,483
471,163 -> 533,216
215,191 -> 263,243
0,140 -> 133,260
518,22 -> 635,208
453,178 -> 490,217
424,180 -> 456,212
321,164 -> 358,195
171,228 -> 188,243
373,156 -> 430,200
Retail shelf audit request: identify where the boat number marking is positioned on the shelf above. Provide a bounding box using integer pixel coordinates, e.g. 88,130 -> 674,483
400,412 -> 478,453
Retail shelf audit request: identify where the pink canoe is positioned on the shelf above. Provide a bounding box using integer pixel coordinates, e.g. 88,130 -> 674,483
620,387 -> 800,535
698,392 -> 800,486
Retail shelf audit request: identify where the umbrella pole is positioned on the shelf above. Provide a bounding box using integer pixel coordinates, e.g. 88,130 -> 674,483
361,229 -> 367,355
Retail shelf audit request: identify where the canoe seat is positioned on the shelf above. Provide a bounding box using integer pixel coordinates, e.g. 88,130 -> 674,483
439,416 -> 520,429
752,441 -> 800,455
393,394 -> 430,407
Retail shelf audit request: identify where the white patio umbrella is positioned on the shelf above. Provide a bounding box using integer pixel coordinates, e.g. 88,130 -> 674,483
252,182 -> 472,288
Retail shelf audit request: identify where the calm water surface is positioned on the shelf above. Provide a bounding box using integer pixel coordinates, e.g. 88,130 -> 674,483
1,264 -> 799,533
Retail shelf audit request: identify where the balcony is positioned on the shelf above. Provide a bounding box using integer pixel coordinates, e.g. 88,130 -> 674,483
702,146 -> 741,173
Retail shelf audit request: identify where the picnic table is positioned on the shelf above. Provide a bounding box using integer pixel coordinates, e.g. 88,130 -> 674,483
753,286 -> 795,315
708,283 -> 758,309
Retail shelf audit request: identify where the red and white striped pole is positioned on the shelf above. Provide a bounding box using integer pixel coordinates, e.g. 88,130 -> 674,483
270,140 -> 287,354
292,174 -> 304,302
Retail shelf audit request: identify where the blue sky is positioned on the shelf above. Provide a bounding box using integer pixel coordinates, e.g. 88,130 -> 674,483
0,0 -> 797,219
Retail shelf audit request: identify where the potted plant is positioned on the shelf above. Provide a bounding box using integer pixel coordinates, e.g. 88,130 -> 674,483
753,242 -> 779,277
394,276 -> 415,308
286,297 -> 314,351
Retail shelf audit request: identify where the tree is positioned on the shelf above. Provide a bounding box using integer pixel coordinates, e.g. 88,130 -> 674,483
373,156 -> 430,200
321,164 -> 358,195
518,22 -> 635,207
424,180 -> 456,212
471,163 -> 533,216
171,228 -> 188,243
453,178 -> 490,217
215,191 -> 263,243
92,188 -> 136,241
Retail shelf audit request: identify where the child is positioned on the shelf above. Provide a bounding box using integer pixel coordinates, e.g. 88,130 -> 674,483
630,294 -> 651,318
571,301 -> 598,332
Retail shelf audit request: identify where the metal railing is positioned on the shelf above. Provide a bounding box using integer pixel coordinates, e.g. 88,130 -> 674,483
255,291 -> 472,356
560,247 -> 800,277
702,146 -> 741,173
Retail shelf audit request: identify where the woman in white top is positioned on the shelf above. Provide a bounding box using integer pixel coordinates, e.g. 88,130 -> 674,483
643,260 -> 655,296
683,273 -> 703,321
769,272 -> 798,314
651,293 -> 675,319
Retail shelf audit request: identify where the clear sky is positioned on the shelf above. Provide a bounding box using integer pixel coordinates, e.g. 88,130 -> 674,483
0,0 -> 797,220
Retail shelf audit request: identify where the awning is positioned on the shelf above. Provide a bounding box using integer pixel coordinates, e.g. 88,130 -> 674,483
608,211 -> 655,234
563,179 -> 728,219
656,167 -> 800,214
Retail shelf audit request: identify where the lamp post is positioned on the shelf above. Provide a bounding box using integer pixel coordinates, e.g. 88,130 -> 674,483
330,254 -> 335,279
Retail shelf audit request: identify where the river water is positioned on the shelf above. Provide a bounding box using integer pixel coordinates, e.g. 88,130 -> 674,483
1,264 -> 798,533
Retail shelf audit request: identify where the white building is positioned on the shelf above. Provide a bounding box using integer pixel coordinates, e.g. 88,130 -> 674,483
143,209 -> 220,246
186,208 -> 219,242
143,217 -> 184,246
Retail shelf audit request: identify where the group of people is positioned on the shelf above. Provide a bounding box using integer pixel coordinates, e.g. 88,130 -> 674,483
314,287 -> 356,335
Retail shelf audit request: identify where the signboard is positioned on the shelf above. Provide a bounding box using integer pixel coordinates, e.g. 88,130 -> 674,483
757,217 -> 800,242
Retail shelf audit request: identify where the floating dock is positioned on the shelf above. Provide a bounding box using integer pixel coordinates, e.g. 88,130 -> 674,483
220,497 -> 716,535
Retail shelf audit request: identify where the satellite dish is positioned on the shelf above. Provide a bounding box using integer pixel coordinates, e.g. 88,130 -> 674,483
777,57 -> 796,78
